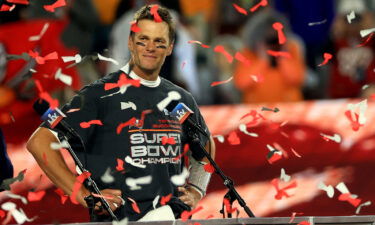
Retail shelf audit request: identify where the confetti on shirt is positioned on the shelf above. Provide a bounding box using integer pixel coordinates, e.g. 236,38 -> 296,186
271,178 -> 297,200
308,19 -> 327,26
160,193 -> 172,205
54,188 -> 68,204
161,136 -> 176,145
6,0 -> 28,4
232,3 -> 247,15
127,197 -> 141,213
214,45 -> 233,63
126,176 -> 152,190
318,53 -> 332,66
227,131 -> 240,145
104,73 -> 141,92
27,190 -> 46,202
272,22 -> 286,44
28,50 -> 58,64
70,171 -> 91,204
171,167 -> 189,186
267,50 -> 291,58
80,119 -> 103,128
101,167 -> 115,184
181,206 -> 203,221
359,27 -> 375,38
210,76 -> 233,87
234,52 -> 251,66
173,144 -> 189,161
152,195 -> 160,209
29,23 -> 49,41
347,11 -> 355,24
130,20 -> 141,33
250,0 -> 268,12
318,181 -> 334,198
356,201 -> 371,214
44,0 -> 66,12
116,158 -> 125,171
150,5 -> 162,22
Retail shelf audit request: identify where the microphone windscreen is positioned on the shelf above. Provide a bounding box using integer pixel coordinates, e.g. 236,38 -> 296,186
33,99 -> 50,116
166,100 -> 179,112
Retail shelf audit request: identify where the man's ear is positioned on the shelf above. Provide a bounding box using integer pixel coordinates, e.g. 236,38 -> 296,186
128,36 -> 134,52
166,43 -> 174,56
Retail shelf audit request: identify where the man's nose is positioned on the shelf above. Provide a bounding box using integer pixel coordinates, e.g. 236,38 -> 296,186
145,42 -> 156,51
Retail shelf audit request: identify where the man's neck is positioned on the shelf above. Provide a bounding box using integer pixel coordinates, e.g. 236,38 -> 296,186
132,65 -> 160,81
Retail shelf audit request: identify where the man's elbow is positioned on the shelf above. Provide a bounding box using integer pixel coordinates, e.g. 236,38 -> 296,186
26,127 -> 54,154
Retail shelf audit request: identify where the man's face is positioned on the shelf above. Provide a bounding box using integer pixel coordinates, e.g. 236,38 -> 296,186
128,19 -> 173,75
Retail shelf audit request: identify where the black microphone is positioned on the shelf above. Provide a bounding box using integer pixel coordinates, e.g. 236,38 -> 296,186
33,99 -> 81,141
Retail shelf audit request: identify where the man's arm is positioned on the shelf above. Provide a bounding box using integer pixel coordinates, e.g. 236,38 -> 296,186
26,127 -> 122,211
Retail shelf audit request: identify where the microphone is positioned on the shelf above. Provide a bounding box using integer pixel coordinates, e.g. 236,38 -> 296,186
33,99 -> 81,141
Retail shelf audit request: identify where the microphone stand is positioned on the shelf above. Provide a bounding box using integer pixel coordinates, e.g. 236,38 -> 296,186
60,135 -> 118,221
187,127 -> 255,218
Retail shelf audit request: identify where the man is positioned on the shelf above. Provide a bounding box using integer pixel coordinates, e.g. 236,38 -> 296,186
27,4 -> 215,222
0,128 -> 13,191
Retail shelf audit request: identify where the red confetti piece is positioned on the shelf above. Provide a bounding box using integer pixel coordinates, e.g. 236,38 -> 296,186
104,73 -> 141,91
357,33 -> 374,47
42,152 -> 48,165
117,117 -> 137,134
6,0 -> 28,4
318,53 -> 332,66
173,144 -> 189,161
0,4 -> 15,11
344,110 -> 363,131
271,178 -> 297,200
203,163 -> 215,173
223,198 -> 238,214
232,3 -> 247,15
227,131 -> 240,145
267,50 -> 291,58
161,136 -> 176,145
210,76 -> 233,87
130,20 -> 141,33
201,44 -> 210,48
43,0 -> 66,12
92,193 -> 114,200
291,148 -> 302,158
70,171 -> 91,204
272,22 -> 286,44
267,150 -> 282,164
28,50 -> 58,64
27,190 -> 46,202
116,158 -> 125,171
0,209 -> 5,218
134,109 -> 152,128
298,222 -> 311,225
160,193 -> 172,205
80,119 -> 103,128
34,79 -> 59,109
250,0 -> 268,12
128,197 -> 141,213
54,188 -> 68,204
369,93 -> 375,101
234,52 -> 251,66
181,206 -> 203,221
289,212 -> 304,223
150,5 -> 162,22
214,45 -> 233,63
338,193 -> 362,207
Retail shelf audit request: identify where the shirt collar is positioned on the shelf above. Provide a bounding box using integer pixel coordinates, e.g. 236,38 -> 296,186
120,63 -> 161,88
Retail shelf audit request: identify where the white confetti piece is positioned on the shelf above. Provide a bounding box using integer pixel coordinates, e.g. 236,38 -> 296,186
239,124 -> 258,137
336,182 -> 350,194
125,156 -> 146,169
318,181 -> 334,198
29,69 -> 37,73
356,201 -> 371,214
347,11 -> 355,24
29,23 -> 49,41
50,140 -> 69,150
54,68 -> 72,86
62,54 -> 82,63
121,101 -> 137,110
152,195 -> 160,209
156,91 -> 181,111
125,176 -> 152,190
280,168 -> 291,182
5,193 -> 28,204
171,167 -> 189,186
213,135 -> 224,143
360,28 -> 375,38
101,167 -> 114,183
98,53 -> 119,65
320,133 -> 341,143
308,19 -> 327,26
362,84 -> 369,90
1,202 -> 35,224
347,100 -> 367,125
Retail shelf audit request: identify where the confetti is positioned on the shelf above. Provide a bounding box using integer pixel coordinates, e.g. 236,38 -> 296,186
320,133 -> 341,143
187,40 -> 210,48
181,206 -> 203,221
29,23 -> 49,41
271,178 -> 297,200
44,0 -> 66,12
173,144 -> 190,161
112,217 -> 129,225
213,135 -> 224,143
214,45 -> 233,63
125,176 -> 152,190
223,198 -> 238,214
239,124 -> 258,137
62,54 -> 82,63
125,156 -> 146,169
360,27 -> 375,38
104,73 -> 141,94
5,193 -> 28,204
116,158 -> 125,171
127,197 -> 141,214
152,195 -> 160,209
203,163 -> 215,173
356,201 -> 371,214
28,50 -> 58,64
240,109 -> 266,126
289,212 -> 304,223
261,106 -> 279,112
347,11 -> 355,24
80,119 -> 103,128
318,53 -> 332,66
6,0 -> 28,4
232,3 -> 247,15
120,101 -> 137,110
70,171 -> 91,204
1,202 -> 35,224
98,53 -> 119,65
250,0 -> 268,12
150,5 -> 162,22
267,50 -> 291,58
101,167 -> 115,184
161,136 -> 176,145
0,170 -> 26,191
27,190 -> 46,202
171,167 -> 189,186
0,209 -> 5,218
308,19 -> 327,26
357,33 -> 374,47
318,181 -> 334,198
210,76 -> 233,87
346,100 -> 367,131
117,117 -> 137,134
130,21 -> 141,33
54,68 -> 72,86
227,131 -> 240,145
234,52 -> 251,66
250,74 -> 264,83
272,22 -> 286,44
9,111 -> 15,123
156,91 -> 181,111
67,108 -> 80,113
280,168 -> 291,182
54,188 -> 68,204
266,145 -> 283,164
0,4 -> 15,11
50,140 -> 69,150
160,193 -> 172,206
336,182 -> 362,207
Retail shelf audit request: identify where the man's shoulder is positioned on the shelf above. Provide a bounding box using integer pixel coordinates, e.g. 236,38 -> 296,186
79,70 -> 123,94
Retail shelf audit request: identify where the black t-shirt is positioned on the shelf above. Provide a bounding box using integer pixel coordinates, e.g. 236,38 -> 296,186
42,71 -> 210,221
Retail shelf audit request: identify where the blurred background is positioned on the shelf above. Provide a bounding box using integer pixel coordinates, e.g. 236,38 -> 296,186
0,0 -> 375,224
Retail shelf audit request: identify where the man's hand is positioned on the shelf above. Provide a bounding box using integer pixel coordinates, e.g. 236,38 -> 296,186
78,188 -> 124,215
178,186 -> 202,209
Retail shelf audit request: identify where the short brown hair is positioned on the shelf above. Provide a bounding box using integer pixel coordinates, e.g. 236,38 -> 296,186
130,4 -> 176,44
